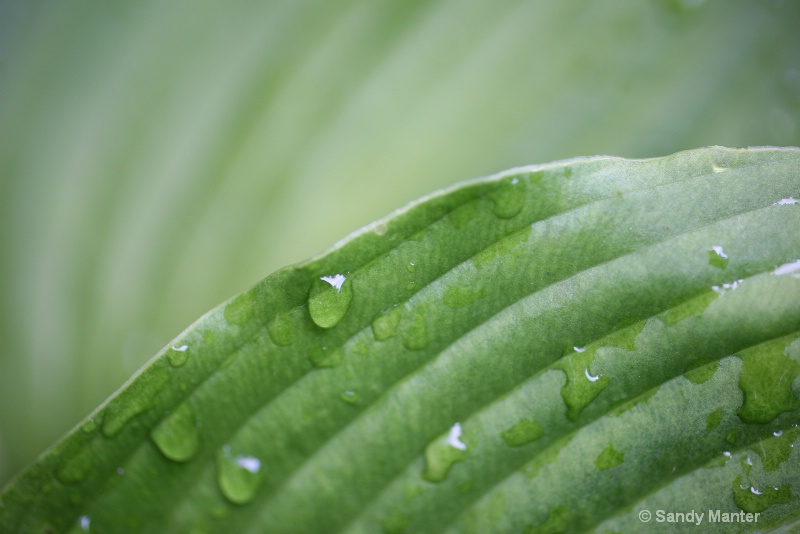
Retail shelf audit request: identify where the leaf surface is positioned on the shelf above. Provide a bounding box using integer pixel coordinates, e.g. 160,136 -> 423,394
2,146 -> 800,533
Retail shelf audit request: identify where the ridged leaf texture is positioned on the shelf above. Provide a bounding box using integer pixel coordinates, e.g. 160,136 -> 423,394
2,147 -> 800,532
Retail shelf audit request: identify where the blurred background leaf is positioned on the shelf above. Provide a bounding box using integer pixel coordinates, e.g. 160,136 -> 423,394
0,0 -> 798,487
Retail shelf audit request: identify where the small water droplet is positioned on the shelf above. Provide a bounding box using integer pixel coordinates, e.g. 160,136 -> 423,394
168,345 -> 189,367
217,445 -> 264,505
308,274 -> 353,328
309,346 -> 343,368
773,259 -> 800,276
399,306 -> 429,351
573,346 -> 586,353
150,403 -> 201,462
79,515 -> 90,532
501,419 -> 544,447
422,423 -> 469,482
116,467 -> 125,475
371,306 -> 402,341
81,418 -> 97,434
56,450 -> 93,484
267,312 -> 295,346
774,197 -> 799,206
489,177 -> 525,219
708,246 -> 729,269
340,390 -> 361,405
595,444 -> 624,471
723,451 -> 732,458
406,262 -> 416,273
443,286 -> 485,309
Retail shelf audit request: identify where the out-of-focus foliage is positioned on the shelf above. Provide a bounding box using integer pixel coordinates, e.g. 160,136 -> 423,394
0,0 -> 798,486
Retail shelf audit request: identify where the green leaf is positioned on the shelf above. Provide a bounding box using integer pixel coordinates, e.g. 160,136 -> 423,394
2,146 -> 800,533
3,0 -> 800,486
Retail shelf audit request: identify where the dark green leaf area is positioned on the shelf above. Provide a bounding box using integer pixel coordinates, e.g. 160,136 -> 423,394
737,338 -> 800,424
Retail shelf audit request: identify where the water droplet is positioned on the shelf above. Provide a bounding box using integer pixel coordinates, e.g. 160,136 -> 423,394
443,286 -> 485,309
774,430 -> 783,437
371,306 -> 402,341
422,423 -> 469,482
102,366 -> 169,437
406,262 -> 416,273
168,345 -> 189,367
708,246 -> 729,269
711,279 -> 743,295
711,149 -> 738,173
340,390 -> 361,405
705,408 -> 724,431
56,449 -> 93,484
737,338 -> 800,424
501,419 -> 544,447
399,306 -> 429,351
595,444 -> 624,471
78,515 -> 90,532
489,177 -> 524,219
217,445 -> 264,505
528,505 -> 572,533
732,475 -> 791,513
774,197 -> 799,205
267,312 -> 295,346
723,451 -> 732,458
755,427 -> 800,471
150,403 -> 201,462
309,346 -> 343,368
308,274 -> 353,328
224,292 -> 255,325
573,346 -> 586,353
116,467 -> 124,475
555,352 -> 609,421
773,259 -> 800,276
81,418 -> 97,434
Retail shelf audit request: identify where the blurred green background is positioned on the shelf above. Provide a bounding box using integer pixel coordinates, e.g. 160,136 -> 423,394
1,0 -> 798,488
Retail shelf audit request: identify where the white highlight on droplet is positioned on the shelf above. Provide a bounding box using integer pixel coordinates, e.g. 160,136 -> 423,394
79,515 -> 90,532
320,274 -> 346,291
774,430 -> 784,437
722,451 -> 732,458
172,345 -> 188,352
236,456 -> 261,473
774,197 -> 798,205
773,259 -> 800,276
574,346 -> 586,353
751,487 -> 763,495
447,422 -> 467,451
584,368 -> 600,382
712,279 -> 743,295
711,245 -> 728,259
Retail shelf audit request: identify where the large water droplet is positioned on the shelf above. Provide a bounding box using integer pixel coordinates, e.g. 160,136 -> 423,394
737,339 -> 800,424
309,346 -> 343,368
501,419 -> 543,447
267,312 -> 295,346
594,444 -> 624,471
168,345 -> 189,367
399,306 -> 429,351
489,176 -> 524,219
422,423 -> 468,482
217,445 -> 264,505
708,246 -> 729,269
150,403 -> 201,462
371,306 -> 402,341
308,274 -> 353,328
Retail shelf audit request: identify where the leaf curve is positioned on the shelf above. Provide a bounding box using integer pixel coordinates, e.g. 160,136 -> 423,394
2,146 -> 800,533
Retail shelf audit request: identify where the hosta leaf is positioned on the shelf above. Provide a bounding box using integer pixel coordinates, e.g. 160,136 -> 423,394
2,147 -> 800,533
